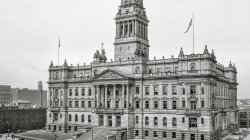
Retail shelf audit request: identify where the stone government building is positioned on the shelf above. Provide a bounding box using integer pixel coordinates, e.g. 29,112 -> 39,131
46,0 -> 238,140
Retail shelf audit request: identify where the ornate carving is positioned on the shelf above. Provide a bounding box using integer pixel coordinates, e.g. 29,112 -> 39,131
100,72 -> 122,79
93,45 -> 107,63
134,47 -> 148,58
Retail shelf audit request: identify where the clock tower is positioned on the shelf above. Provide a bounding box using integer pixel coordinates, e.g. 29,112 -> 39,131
114,0 -> 149,61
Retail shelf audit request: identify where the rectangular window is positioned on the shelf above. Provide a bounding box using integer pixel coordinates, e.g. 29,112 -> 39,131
136,86 -> 140,94
182,117 -> 185,123
201,100 -> 205,108
81,88 -> 85,96
154,131 -> 158,138
172,101 -> 177,109
190,85 -> 196,95
172,86 -> 177,95
145,131 -> 149,137
172,132 -> 176,138
135,130 -> 139,136
182,100 -> 185,108
107,101 -> 111,108
88,88 -> 92,96
81,101 -> 85,108
75,88 -> 78,96
201,118 -> 204,124
69,101 -> 72,108
189,118 -> 198,128
69,89 -> 72,96
163,86 -> 168,95
88,101 -> 91,108
154,101 -> 158,109
124,101 -> 127,108
163,101 -> 167,109
75,101 -> 78,108
136,116 -> 139,124
154,86 -> 159,95
145,101 -> 149,109
145,87 -> 149,95
136,101 -> 140,109
201,135 -> 205,140
115,100 -> 119,108
163,132 -> 167,138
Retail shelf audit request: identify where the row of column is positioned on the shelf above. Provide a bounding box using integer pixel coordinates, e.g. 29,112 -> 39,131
96,84 -> 130,109
116,20 -> 148,39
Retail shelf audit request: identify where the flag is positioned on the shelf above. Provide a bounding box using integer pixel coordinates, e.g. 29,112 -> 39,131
184,18 -> 193,33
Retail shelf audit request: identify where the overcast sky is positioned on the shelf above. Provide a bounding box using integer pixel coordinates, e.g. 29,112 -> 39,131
0,0 -> 249,99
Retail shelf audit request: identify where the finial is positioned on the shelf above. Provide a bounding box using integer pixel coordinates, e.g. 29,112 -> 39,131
111,59 -> 113,62
154,56 -> 156,60
84,62 -> 86,66
229,61 -> 233,67
211,49 -> 215,56
163,56 -> 165,59
101,42 -> 104,50
203,45 -> 209,54
172,55 -> 174,58
63,59 -> 68,67
178,47 -> 184,57
50,61 -> 54,68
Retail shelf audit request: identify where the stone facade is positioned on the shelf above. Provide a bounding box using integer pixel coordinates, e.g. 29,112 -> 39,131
46,0 -> 238,140
0,107 -> 46,133
0,85 -> 12,107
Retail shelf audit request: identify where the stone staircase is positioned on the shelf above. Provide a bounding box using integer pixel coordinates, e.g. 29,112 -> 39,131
77,127 -> 112,140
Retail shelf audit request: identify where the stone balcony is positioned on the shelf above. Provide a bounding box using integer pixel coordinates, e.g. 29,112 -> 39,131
95,108 -> 124,115
185,109 -> 201,117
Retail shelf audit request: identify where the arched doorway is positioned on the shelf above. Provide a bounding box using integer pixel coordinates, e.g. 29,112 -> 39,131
121,131 -> 126,140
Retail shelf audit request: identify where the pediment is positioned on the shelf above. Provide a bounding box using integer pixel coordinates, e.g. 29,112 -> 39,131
93,69 -> 129,80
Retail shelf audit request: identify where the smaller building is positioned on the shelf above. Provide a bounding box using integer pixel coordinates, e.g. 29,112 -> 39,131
0,107 -> 46,134
12,100 -> 32,109
238,106 -> 250,128
0,85 -> 12,107
11,81 -> 47,108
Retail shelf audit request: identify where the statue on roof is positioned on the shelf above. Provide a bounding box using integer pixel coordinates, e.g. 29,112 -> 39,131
93,43 -> 107,63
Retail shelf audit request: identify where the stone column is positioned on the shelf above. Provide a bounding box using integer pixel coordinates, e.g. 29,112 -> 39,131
105,85 -> 108,108
121,84 -> 125,108
135,20 -> 138,36
122,22 -> 125,37
97,86 -> 100,108
127,85 -> 130,108
132,20 -> 135,36
113,84 -> 116,109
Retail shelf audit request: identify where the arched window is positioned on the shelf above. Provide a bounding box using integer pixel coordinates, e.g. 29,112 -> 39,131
182,88 -> 185,95
135,67 -> 140,74
163,117 -> 167,126
201,87 -> 204,95
88,115 -> 91,123
172,117 -> 177,126
154,117 -> 158,126
69,114 -> 72,121
145,117 -> 149,125
49,113 -> 51,118
75,114 -> 78,122
60,113 -> 62,119
81,115 -> 84,122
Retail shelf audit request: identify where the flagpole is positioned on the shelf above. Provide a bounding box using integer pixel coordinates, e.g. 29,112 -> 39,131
193,13 -> 195,54
58,35 -> 60,66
